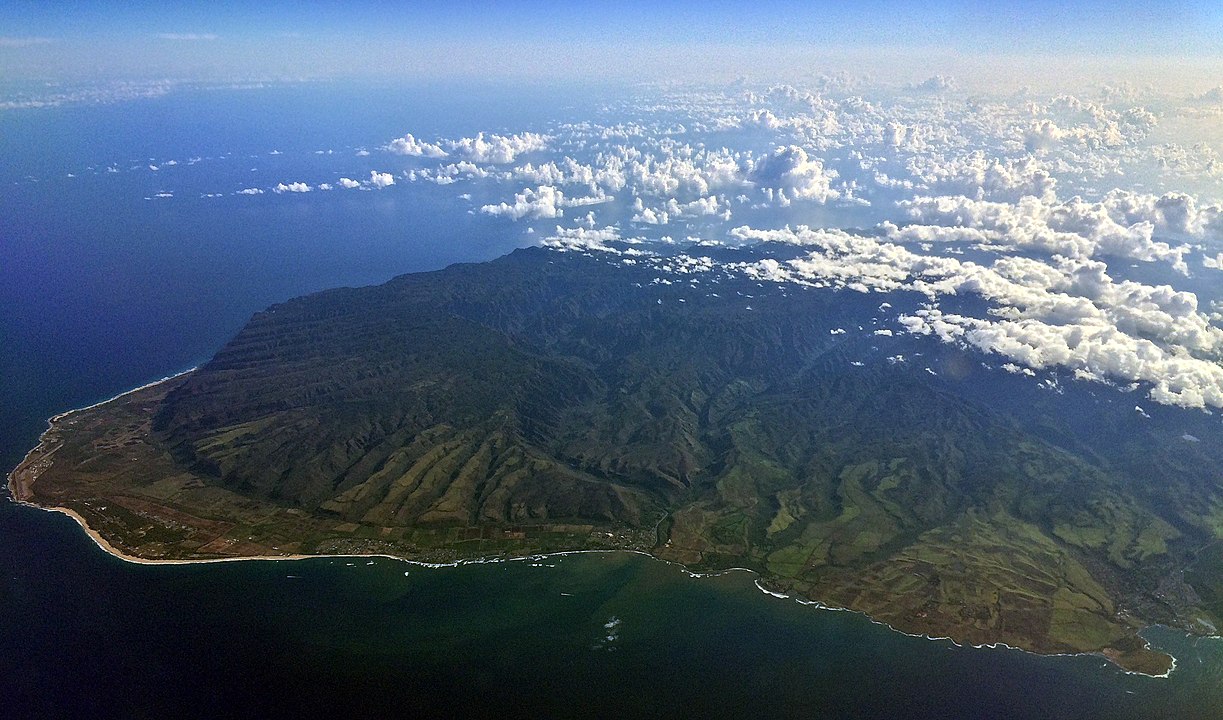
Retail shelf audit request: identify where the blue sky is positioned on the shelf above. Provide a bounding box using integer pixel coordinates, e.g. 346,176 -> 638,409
2,1 -> 1222,85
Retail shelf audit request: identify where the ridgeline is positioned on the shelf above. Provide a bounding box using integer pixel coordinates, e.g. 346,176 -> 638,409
13,246 -> 1223,675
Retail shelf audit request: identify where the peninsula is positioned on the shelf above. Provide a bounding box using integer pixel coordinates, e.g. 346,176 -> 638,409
12,246 -> 1223,676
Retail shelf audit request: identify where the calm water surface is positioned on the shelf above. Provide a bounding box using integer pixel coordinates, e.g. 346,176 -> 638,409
3,84 -> 1222,718
3,500 -> 1223,718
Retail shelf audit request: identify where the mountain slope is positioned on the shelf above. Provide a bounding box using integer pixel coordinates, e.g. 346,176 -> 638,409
14,246 -> 1223,674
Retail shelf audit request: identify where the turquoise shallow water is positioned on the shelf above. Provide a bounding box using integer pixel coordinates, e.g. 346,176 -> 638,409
3,499 -> 1222,718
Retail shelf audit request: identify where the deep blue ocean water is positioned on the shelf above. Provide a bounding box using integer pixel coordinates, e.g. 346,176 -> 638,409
3,83 -> 1223,718
0,81 -> 600,470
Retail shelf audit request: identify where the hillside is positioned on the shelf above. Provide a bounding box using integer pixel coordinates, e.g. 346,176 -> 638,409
13,245 -> 1223,675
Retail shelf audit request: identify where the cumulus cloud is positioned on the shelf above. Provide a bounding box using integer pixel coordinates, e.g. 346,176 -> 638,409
368,171 -> 395,188
426,161 -> 501,183
718,223 -> 1223,409
1022,97 -> 1152,153
236,187 -> 263,195
626,147 -> 745,198
910,75 -> 959,93
900,190 -> 1198,272
901,304 -> 1223,410
338,177 -> 361,189
749,146 -> 839,204
632,205 -> 669,225
906,153 -> 1057,202
273,182 -> 311,193
263,80 -> 1223,411
480,185 -> 565,220
541,225 -> 626,252
384,133 -> 447,157
447,132 -> 549,164
627,194 -> 728,225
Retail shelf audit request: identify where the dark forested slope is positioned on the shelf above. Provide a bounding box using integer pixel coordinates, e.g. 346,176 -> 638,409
17,246 -> 1223,673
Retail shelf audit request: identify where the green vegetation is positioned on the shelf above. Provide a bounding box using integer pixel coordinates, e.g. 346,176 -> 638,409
13,246 -> 1223,676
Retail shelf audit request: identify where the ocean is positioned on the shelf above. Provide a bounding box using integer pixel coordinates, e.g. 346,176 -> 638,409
2,82 -> 1222,718
4,501 -> 1223,718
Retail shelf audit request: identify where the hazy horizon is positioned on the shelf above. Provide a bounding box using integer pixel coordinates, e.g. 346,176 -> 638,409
3,1 -> 1223,93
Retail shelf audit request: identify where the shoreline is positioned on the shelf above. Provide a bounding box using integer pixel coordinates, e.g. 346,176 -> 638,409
48,367 -> 197,424
8,497 -> 1184,680
5,383 -> 1193,680
6,370 -> 195,502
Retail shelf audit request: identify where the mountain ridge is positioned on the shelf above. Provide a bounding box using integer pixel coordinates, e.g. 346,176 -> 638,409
12,245 -> 1223,675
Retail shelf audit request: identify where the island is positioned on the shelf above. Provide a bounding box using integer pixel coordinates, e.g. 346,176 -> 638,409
11,245 -> 1223,676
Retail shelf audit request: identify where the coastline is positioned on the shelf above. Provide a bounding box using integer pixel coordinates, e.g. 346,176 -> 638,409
48,368 -> 197,424
6,370 -> 195,502
5,383 -> 1190,680
8,496 -> 1184,680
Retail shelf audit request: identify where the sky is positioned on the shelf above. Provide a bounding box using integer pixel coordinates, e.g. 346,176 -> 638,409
3,1 -> 1223,89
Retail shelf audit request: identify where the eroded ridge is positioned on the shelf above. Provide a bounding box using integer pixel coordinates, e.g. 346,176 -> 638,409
14,247 -> 1223,677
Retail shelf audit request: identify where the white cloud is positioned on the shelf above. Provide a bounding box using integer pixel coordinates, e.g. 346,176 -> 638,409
273,182 -> 311,193
541,225 -> 625,252
901,304 -> 1223,410
906,153 -> 1057,202
749,145 -> 840,203
447,132 -> 549,164
719,222 -> 1223,410
338,177 -> 361,189
367,171 -> 395,188
563,190 -> 615,207
384,133 -> 447,158
480,185 -> 565,220
427,161 -> 501,183
910,75 -> 959,93
236,187 -> 263,195
632,207 -> 669,225
900,191 -> 1196,272
204,83 -> 1223,411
